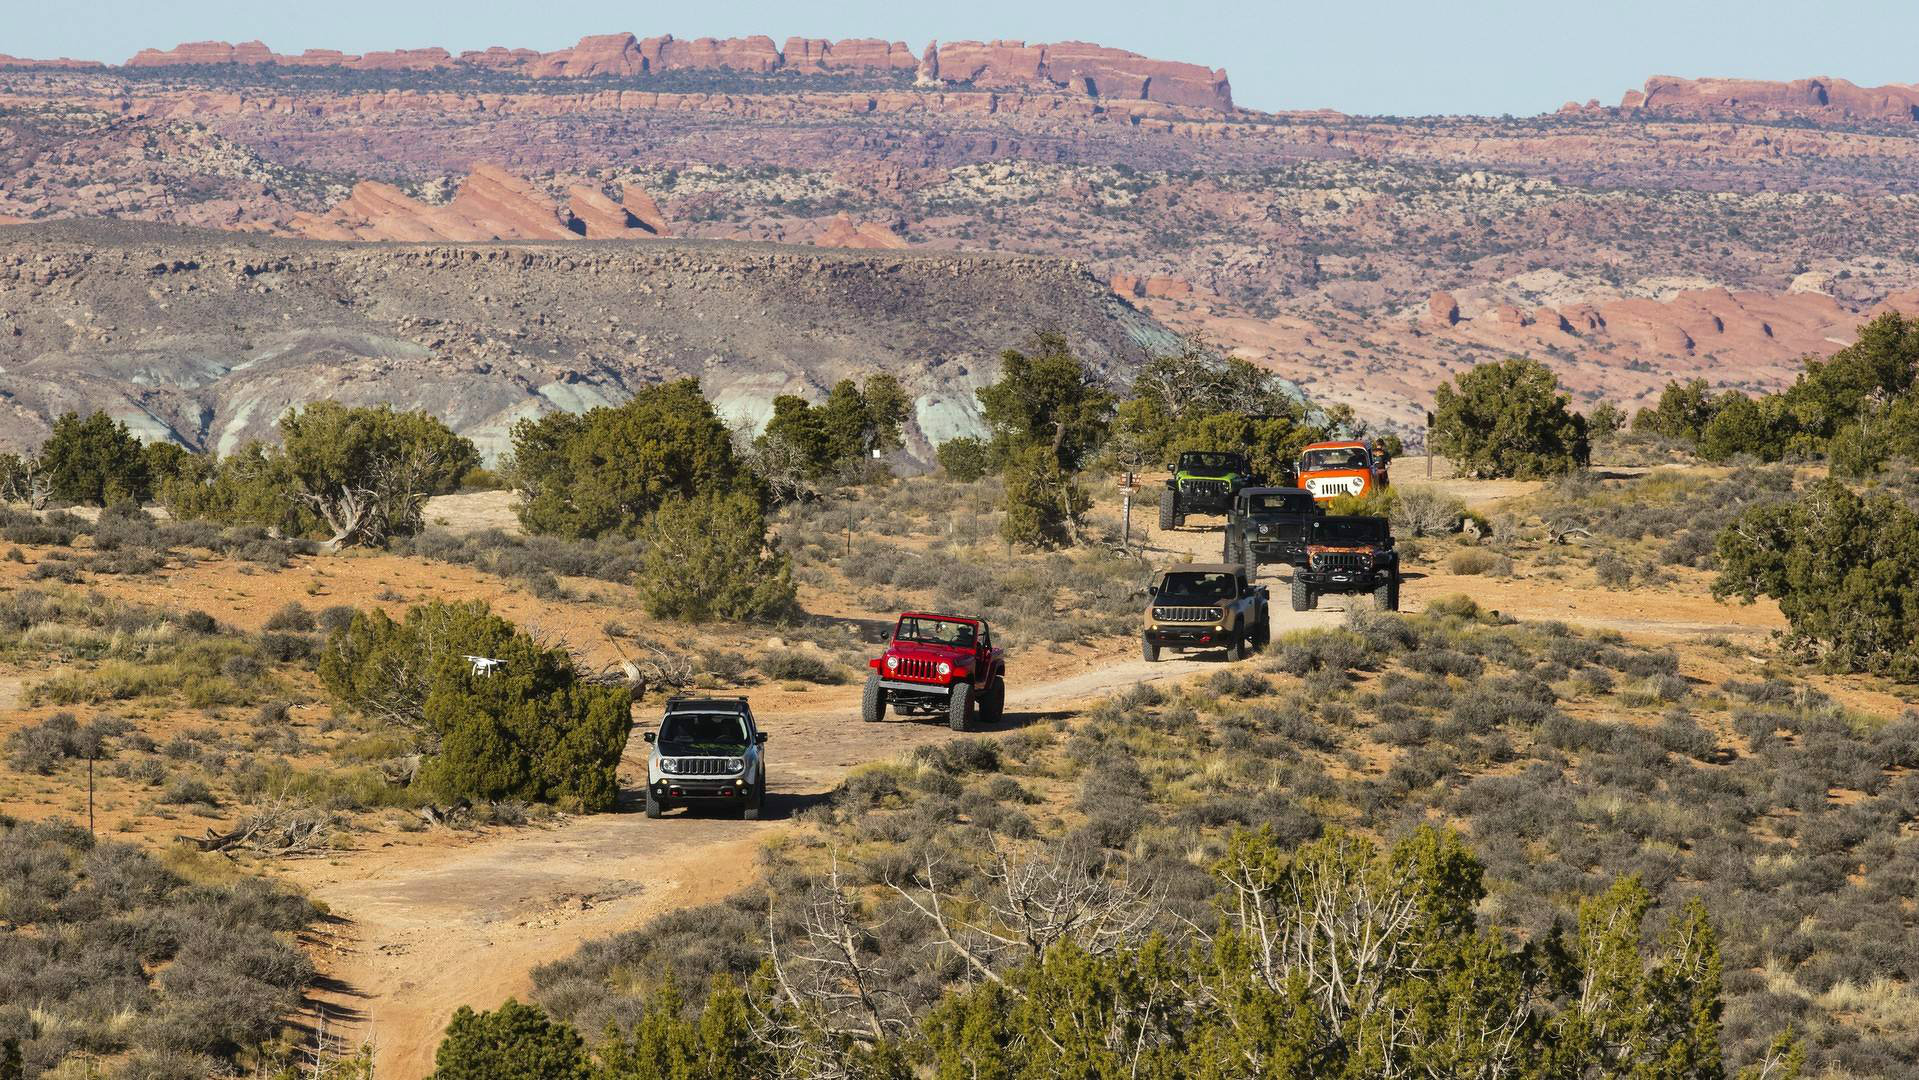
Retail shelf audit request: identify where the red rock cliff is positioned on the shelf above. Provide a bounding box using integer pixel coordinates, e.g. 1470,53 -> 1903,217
113,33 -> 1233,110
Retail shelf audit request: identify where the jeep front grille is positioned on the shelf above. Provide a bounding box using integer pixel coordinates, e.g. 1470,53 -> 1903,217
896,657 -> 939,680
1181,479 -> 1228,496
674,758 -> 736,776
1314,552 -> 1371,571
1153,606 -> 1220,623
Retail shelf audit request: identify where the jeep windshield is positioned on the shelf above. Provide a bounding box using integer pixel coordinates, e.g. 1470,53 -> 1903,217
1178,453 -> 1243,472
658,712 -> 748,753
1245,492 -> 1316,514
1156,572 -> 1237,603
1302,447 -> 1369,471
895,616 -> 980,648
1312,518 -> 1389,545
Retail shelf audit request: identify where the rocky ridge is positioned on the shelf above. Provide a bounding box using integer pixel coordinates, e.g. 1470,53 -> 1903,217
98,33 -> 1234,110
0,222 -> 1180,459
1616,75 -> 1919,123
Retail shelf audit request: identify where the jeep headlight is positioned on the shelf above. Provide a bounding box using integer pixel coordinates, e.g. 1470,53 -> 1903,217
1258,524 -> 1270,534
937,661 -> 952,676
886,655 -> 899,671
659,757 -> 680,774
725,757 -> 745,773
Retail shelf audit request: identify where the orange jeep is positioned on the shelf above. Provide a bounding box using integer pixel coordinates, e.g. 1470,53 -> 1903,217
1295,440 -> 1391,503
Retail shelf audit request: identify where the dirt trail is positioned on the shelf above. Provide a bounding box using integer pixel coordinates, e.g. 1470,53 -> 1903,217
300,599 -> 1344,1080
297,490 -> 1773,1078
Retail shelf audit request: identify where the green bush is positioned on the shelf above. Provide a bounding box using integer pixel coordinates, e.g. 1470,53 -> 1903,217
634,492 -> 796,623
319,601 -> 631,810
936,436 -> 992,482
509,380 -> 750,540
431,999 -> 589,1080
1715,479 -> 1919,678
999,445 -> 1090,549
1432,357 -> 1589,478
162,402 -> 475,548
38,411 -> 150,505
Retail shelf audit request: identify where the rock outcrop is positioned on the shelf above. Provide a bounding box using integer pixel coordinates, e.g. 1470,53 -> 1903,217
0,221 -> 1180,461
0,53 -> 104,69
1623,75 -> 1919,123
110,33 -> 1233,110
288,165 -> 668,242
816,214 -> 908,249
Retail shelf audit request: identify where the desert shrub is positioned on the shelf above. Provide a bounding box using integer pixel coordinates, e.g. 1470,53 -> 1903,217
262,603 -> 315,632
1389,486 -> 1466,537
0,820 -> 314,1072
1266,628 -> 1379,675
430,998 -> 588,1080
1431,357 -> 1589,478
319,601 -> 631,811
757,649 -> 843,684
634,493 -> 797,623
936,436 -> 991,482
1716,479 -> 1919,677
1446,548 -> 1512,576
39,411 -> 151,505
4,713 -> 112,774
998,444 -> 1091,549
510,379 -> 749,540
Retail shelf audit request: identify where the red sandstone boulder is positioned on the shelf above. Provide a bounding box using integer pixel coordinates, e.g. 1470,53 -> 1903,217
1426,291 -> 1460,327
816,213 -> 907,249
560,33 -> 645,77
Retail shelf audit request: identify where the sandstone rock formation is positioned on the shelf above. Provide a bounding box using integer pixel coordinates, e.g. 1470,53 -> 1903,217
1623,75 -> 1919,122
287,165 -> 669,242
108,33 -> 1233,110
816,213 -> 908,249
0,53 -> 104,69
1426,291 -> 1460,327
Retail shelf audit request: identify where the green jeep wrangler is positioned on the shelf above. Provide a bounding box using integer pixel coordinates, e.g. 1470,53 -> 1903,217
1159,451 -> 1257,530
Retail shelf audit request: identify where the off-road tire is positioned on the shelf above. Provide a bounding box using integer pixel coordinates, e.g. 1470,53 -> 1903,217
980,676 -> 1006,724
645,788 -> 664,819
1240,540 -> 1260,582
861,672 -> 887,723
1142,634 -> 1160,663
948,682 -> 975,732
1159,488 -> 1177,531
1291,577 -> 1315,612
742,777 -> 765,821
1253,614 -> 1271,649
1375,576 -> 1400,612
1226,624 -> 1246,661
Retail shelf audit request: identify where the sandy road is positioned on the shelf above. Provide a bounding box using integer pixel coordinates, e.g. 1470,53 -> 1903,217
294,497 -> 1759,1078
302,567 -> 1349,1079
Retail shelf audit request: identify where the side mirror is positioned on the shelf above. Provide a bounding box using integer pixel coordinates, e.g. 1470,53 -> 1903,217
755,732 -> 769,744
1164,463 -> 1177,473
642,732 -> 656,744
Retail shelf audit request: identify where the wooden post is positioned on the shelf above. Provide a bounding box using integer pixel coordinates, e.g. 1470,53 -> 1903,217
1425,410 -> 1434,479
87,756 -> 95,837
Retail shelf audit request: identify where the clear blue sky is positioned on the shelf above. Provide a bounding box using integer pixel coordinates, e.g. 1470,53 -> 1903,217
11,0 -> 1917,116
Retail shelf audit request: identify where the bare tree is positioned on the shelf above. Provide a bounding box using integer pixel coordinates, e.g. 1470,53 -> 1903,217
883,843 -> 1162,991
755,856 -> 911,1079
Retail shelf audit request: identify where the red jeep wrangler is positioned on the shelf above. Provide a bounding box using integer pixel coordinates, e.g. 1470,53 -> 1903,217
862,612 -> 1007,731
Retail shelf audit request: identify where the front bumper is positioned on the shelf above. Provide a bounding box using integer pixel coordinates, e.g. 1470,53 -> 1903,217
1144,625 -> 1228,647
652,776 -> 750,800
878,677 -> 955,696
1297,565 -> 1393,589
